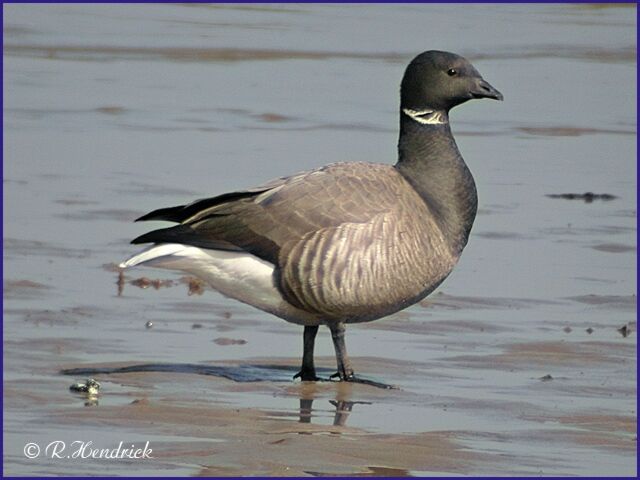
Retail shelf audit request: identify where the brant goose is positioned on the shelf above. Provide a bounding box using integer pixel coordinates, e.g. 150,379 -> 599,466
120,50 -> 502,387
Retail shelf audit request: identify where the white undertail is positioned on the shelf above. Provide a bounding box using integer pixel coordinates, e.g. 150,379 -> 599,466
119,243 -> 319,326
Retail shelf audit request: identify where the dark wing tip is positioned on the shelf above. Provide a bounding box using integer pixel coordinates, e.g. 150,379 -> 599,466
130,225 -> 196,245
135,205 -> 186,223
130,229 -> 166,244
133,189 -> 266,224
130,224 -> 245,252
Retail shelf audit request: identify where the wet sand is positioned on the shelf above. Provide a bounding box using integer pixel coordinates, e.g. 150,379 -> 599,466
4,272 -> 636,475
3,3 -> 637,477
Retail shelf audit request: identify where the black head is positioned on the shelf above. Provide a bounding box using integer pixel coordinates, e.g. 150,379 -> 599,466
401,50 -> 503,112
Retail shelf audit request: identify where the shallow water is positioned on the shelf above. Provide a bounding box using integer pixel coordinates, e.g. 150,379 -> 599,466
3,3 -> 637,477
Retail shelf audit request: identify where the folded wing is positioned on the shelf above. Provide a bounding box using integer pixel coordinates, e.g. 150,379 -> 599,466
133,162 -> 400,264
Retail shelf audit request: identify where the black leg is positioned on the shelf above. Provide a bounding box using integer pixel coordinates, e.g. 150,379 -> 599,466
293,325 -> 320,381
329,322 -> 354,380
329,322 -> 396,389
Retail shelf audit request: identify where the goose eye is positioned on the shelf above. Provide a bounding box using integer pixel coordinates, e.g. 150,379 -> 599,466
447,68 -> 457,77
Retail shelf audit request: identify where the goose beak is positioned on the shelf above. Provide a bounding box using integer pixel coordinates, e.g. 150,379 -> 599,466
471,78 -> 503,101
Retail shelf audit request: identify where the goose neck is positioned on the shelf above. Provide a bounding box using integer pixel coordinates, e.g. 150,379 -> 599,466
395,112 -> 478,255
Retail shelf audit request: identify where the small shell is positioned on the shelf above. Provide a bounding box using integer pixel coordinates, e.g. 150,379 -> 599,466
70,378 -> 101,396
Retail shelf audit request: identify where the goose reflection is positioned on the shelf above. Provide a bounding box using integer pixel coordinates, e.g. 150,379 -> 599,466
298,398 -> 372,426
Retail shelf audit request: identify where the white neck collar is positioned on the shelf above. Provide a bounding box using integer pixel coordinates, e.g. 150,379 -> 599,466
402,108 -> 447,125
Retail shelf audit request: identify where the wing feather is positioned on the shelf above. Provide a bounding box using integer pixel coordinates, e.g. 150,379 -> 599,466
132,163 -> 398,260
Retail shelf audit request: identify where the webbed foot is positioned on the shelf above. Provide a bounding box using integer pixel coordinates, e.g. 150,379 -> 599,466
293,368 -> 320,382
